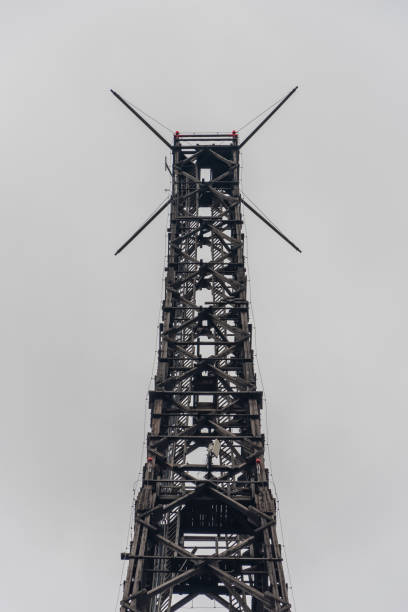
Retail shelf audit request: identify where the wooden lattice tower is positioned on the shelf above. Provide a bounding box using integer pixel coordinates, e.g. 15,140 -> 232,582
112,88 -> 299,612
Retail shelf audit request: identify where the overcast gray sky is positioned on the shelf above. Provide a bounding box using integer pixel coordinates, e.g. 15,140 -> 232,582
1,1 -> 407,610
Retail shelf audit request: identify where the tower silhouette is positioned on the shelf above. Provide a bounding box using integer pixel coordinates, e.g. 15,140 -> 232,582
112,88 -> 300,611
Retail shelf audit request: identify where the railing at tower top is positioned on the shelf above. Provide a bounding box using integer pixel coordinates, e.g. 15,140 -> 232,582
174,132 -> 238,144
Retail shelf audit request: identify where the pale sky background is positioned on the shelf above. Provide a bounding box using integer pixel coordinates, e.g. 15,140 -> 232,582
1,1 -> 407,611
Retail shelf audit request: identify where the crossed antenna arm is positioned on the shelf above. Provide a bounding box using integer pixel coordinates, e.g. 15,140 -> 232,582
114,198 -> 172,255
239,86 -> 298,148
241,197 -> 301,253
110,89 -> 173,149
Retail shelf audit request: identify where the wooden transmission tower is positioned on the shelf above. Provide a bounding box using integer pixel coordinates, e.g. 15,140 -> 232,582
112,87 -> 300,612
